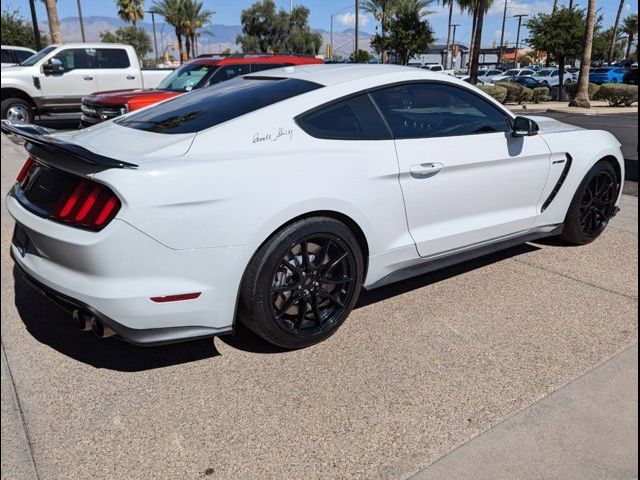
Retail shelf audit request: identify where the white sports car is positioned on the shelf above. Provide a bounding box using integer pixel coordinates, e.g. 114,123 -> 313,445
4,65 -> 624,349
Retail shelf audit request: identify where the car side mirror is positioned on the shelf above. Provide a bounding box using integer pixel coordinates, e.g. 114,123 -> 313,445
512,116 -> 539,137
43,58 -> 64,75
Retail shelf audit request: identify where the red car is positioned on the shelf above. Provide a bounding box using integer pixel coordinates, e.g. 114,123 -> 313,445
80,54 -> 324,126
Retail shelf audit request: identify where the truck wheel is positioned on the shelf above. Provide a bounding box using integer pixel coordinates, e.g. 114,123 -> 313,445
1,98 -> 34,125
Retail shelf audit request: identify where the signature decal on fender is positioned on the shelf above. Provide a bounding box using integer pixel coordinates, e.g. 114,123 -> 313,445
252,127 -> 294,144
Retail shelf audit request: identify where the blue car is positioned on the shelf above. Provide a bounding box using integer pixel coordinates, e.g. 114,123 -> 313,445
589,67 -> 628,84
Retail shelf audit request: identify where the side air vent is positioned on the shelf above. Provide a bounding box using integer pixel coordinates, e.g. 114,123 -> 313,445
542,154 -> 573,212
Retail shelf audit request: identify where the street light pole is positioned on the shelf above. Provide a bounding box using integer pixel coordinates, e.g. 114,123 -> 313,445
146,10 -> 160,65
498,0 -> 508,68
513,14 -> 528,68
28,0 -> 42,50
354,0 -> 359,63
77,0 -> 86,42
330,5 -> 353,62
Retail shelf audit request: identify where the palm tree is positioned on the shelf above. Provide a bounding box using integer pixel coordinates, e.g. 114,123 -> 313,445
442,0 -> 455,69
608,0 -> 624,64
360,0 -> 397,62
181,0 -> 214,60
152,0 -> 185,63
117,0 -> 145,26
621,14 -> 638,60
41,0 -> 62,43
457,0 -> 491,83
569,0 -> 597,108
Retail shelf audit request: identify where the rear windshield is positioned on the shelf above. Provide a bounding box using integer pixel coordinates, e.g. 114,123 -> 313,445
116,77 -> 322,134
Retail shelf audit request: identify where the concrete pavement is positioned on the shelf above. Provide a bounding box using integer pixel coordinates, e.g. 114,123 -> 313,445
1,131 -> 637,479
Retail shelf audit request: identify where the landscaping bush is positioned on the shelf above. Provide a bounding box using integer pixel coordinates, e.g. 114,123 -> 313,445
593,83 -> 638,106
565,82 -> 600,100
496,81 -> 525,103
478,84 -> 508,103
532,87 -> 550,103
519,87 -> 534,104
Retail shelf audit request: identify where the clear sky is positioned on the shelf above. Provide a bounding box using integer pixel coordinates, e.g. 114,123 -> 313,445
3,0 -> 638,47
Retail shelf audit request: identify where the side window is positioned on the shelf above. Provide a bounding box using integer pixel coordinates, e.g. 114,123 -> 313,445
209,64 -> 251,85
95,49 -> 130,68
370,83 -> 510,139
14,50 -> 34,63
1,50 -> 13,63
251,63 -> 287,73
297,94 -> 391,140
53,49 -> 92,71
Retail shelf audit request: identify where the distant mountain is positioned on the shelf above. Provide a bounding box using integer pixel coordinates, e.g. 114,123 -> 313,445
40,16 -> 374,57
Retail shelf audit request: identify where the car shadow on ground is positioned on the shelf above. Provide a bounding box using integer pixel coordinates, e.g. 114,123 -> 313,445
13,243 -> 542,372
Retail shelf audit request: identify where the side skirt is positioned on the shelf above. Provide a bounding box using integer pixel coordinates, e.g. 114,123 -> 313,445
365,224 -> 564,290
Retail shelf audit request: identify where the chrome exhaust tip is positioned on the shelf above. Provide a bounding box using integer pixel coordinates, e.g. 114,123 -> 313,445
73,309 -> 93,332
90,316 -> 115,339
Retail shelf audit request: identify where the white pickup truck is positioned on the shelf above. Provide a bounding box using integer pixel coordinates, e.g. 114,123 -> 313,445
1,43 -> 172,124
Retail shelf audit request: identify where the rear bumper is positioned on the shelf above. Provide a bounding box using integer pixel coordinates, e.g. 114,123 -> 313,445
12,253 -> 233,346
7,194 -> 253,346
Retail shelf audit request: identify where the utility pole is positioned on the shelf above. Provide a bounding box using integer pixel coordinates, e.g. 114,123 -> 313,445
147,10 -> 160,64
498,0 -> 508,68
451,24 -> 460,69
513,14 -> 528,68
77,0 -> 86,42
354,0 -> 359,62
28,0 -> 42,50
444,2 -> 454,69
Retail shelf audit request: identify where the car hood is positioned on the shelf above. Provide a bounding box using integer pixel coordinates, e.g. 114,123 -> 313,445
526,116 -> 585,134
52,121 -> 196,165
84,89 -> 181,106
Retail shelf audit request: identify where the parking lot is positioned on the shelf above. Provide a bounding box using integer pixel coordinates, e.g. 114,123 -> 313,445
1,114 -> 638,479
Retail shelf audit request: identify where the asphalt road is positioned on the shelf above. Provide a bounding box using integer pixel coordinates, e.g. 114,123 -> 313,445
1,124 -> 637,479
537,112 -> 638,195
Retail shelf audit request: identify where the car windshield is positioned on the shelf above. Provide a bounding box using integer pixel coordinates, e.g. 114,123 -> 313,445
157,63 -> 217,92
534,69 -> 553,76
504,70 -> 520,76
117,77 -> 323,134
19,45 -> 57,66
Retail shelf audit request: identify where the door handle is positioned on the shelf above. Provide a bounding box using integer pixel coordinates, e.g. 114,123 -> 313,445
83,75 -> 93,81
126,75 -> 135,80
410,163 -> 444,179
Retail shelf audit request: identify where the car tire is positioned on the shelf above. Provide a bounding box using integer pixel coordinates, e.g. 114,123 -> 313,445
239,217 -> 364,349
1,98 -> 34,124
559,161 -> 619,245
611,78 -> 618,83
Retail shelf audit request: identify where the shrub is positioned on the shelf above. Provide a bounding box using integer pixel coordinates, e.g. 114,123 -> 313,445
478,84 -> 508,103
565,82 -> 600,100
532,87 -> 550,103
593,83 -> 638,106
519,87 -> 534,103
495,81 -> 525,103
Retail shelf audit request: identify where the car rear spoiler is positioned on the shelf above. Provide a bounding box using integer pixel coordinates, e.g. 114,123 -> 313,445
1,121 -> 138,169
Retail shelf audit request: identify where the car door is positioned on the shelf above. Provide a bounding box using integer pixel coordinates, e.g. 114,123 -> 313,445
38,47 -> 97,102
94,48 -> 139,91
370,82 -> 552,258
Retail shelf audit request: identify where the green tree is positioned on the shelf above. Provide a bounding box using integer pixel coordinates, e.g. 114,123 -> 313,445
466,0 -> 494,84
100,25 -> 152,60
608,0 -> 625,63
181,0 -> 214,58
116,0 -> 145,26
152,0 -> 185,62
1,7 -> 49,50
570,0 -> 596,108
372,0 -> 434,65
621,14 -> 638,60
592,27 -> 625,62
350,49 -> 374,62
518,54 -> 533,66
237,1 -> 321,54
527,7 -> 585,98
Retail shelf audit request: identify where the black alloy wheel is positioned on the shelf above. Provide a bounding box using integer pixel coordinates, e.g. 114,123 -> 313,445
240,217 -> 363,349
560,161 -> 619,245
269,235 -> 356,335
578,170 -> 617,238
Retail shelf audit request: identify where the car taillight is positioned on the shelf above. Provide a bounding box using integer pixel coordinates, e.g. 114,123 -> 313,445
52,178 -> 121,230
16,157 -> 35,185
